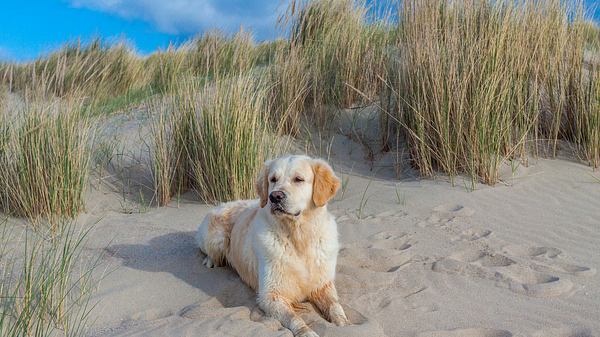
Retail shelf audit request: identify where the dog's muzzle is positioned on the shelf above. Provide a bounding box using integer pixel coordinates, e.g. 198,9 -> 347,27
269,191 -> 300,217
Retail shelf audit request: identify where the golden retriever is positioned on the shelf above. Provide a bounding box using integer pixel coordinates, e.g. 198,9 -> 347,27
196,155 -> 348,337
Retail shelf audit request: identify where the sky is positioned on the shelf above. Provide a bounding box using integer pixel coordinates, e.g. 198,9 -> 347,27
0,0 -> 598,62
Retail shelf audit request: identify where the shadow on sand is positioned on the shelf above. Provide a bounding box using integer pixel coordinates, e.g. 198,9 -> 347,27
105,231 -> 257,310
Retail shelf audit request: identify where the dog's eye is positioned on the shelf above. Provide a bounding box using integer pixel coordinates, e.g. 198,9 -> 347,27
294,177 -> 304,183
270,176 -> 278,183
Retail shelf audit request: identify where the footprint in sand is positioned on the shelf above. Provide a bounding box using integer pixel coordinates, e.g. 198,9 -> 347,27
338,229 -> 414,273
503,245 -> 596,277
503,245 -> 563,259
503,269 -> 574,298
528,246 -> 562,258
369,230 -> 407,241
337,210 -> 408,224
549,262 -> 596,277
451,248 -> 515,267
432,247 -> 574,298
339,246 -> 412,273
531,327 -> 593,337
366,230 -> 412,250
452,228 -> 493,242
425,204 -> 475,227
418,328 -> 512,337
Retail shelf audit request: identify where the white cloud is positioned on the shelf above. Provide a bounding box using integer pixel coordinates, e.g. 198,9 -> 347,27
69,0 -> 289,39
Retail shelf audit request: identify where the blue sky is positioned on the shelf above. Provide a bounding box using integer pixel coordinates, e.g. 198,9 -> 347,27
0,0 -> 288,61
0,0 -> 598,62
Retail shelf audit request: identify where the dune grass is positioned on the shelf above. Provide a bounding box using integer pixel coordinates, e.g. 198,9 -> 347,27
146,45 -> 191,94
188,73 -> 281,203
147,35 -> 300,205
268,45 -> 311,135
573,54 -> 600,168
1,39 -> 145,103
583,21 -> 600,49
0,0 -> 599,216
150,71 -> 286,205
577,21 -> 600,168
146,30 -> 276,95
387,0 -> 597,185
90,85 -> 154,116
0,219 -> 100,337
188,30 -> 265,78
0,97 -> 93,222
148,97 -> 186,206
282,0 -> 392,122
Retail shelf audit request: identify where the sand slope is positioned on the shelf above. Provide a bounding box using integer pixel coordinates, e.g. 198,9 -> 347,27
73,112 -> 600,337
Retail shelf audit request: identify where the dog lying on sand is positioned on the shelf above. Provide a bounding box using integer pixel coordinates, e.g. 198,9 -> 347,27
196,155 -> 348,337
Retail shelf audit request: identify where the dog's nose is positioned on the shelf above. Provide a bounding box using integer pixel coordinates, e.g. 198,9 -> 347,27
269,191 -> 286,204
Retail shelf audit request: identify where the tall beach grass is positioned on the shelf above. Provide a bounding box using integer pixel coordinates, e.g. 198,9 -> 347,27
146,30 -> 276,94
0,96 -> 93,222
283,0 -> 392,120
387,0 -> 599,185
0,220 -> 100,337
1,39 -> 146,103
150,71 -> 285,205
0,0 -> 598,215
577,20 -> 600,167
268,45 -> 311,135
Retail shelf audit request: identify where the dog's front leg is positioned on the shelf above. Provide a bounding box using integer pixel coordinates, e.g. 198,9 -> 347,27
257,292 -> 318,337
309,281 -> 348,326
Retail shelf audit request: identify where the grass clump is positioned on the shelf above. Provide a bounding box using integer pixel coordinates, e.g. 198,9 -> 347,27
388,0 -> 595,185
573,52 -> 600,168
0,97 -> 93,221
1,39 -> 145,102
150,72 -> 284,205
189,30 -> 264,78
146,46 -> 191,94
582,21 -> 600,50
268,45 -> 311,135
1,0 -> 599,209
147,30 -> 273,94
0,220 -> 100,337
283,0 -> 392,120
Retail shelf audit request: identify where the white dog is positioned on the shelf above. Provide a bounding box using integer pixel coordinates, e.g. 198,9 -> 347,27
196,155 -> 348,337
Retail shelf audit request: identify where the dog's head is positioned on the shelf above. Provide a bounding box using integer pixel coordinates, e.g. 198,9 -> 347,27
256,155 -> 340,218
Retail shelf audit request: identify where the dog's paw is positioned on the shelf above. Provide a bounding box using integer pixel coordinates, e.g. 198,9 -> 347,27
297,330 -> 319,337
331,315 -> 349,327
329,304 -> 350,326
202,256 -> 215,268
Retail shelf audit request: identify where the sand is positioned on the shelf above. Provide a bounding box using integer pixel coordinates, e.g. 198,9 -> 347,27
10,109 -> 600,337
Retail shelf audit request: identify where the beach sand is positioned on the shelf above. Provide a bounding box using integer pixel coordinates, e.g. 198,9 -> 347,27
35,109 -> 600,337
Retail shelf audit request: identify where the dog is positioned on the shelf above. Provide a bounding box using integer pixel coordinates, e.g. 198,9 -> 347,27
196,155 -> 348,337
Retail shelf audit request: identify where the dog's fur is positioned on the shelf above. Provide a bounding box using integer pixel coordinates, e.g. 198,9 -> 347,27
196,155 -> 348,337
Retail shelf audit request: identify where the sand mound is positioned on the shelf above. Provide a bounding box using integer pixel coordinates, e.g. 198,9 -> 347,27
58,119 -> 600,336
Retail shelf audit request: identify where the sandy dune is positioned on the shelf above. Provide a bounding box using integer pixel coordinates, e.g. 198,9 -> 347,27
57,110 -> 598,337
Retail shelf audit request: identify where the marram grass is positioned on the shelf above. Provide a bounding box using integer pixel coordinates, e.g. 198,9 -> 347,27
150,71 -> 287,206
283,0 -> 392,117
0,219 -> 100,337
0,97 -> 93,222
1,39 -> 145,102
388,0 -> 598,185
146,30 -> 273,95
1,0 -> 599,214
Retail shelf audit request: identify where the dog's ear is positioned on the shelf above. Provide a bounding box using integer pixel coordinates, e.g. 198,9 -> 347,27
312,159 -> 340,208
256,160 -> 271,208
